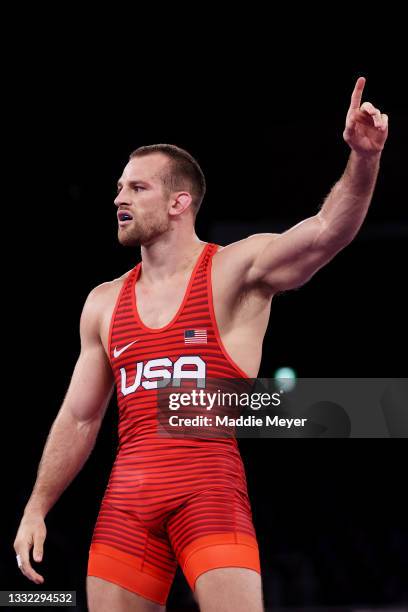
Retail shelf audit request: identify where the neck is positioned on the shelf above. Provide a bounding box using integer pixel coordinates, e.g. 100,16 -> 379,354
140,228 -> 205,283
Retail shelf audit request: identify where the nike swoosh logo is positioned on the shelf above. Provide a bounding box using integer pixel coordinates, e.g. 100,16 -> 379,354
113,340 -> 139,358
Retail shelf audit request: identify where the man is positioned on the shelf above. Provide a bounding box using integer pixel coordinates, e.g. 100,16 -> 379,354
14,77 -> 388,611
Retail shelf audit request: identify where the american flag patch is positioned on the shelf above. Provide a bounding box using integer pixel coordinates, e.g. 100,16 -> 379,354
184,329 -> 207,344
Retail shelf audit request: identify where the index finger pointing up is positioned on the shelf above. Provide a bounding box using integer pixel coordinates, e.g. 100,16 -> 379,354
350,76 -> 366,110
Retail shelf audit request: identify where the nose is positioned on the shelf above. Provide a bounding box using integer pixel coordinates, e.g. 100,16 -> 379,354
114,190 -> 131,208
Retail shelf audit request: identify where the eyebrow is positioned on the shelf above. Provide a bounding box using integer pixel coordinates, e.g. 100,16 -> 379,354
117,179 -> 151,189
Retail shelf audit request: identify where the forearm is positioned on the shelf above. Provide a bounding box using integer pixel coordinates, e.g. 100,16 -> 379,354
24,409 -> 102,517
318,151 -> 381,247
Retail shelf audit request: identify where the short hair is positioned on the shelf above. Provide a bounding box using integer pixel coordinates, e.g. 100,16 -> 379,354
129,144 -> 206,216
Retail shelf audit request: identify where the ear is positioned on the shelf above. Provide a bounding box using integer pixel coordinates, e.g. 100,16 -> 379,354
169,192 -> 193,217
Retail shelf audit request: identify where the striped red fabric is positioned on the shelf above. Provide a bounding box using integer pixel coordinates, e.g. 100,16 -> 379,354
88,242 -> 259,599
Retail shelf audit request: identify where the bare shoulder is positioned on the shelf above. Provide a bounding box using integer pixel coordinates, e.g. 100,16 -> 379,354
213,233 -> 279,276
82,268 -> 135,353
211,234 -> 280,308
85,268 -> 134,317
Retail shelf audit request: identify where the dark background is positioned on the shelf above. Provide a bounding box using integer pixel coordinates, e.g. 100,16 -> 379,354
2,37 -> 407,611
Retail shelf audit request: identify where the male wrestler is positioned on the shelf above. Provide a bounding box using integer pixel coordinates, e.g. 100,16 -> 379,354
14,77 -> 388,611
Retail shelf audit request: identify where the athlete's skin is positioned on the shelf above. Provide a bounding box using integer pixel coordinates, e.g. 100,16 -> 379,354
14,78 -> 388,611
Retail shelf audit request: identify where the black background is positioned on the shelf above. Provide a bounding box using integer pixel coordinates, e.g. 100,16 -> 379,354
2,30 -> 407,611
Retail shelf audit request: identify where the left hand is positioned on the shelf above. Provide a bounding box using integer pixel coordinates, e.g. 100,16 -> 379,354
343,77 -> 388,156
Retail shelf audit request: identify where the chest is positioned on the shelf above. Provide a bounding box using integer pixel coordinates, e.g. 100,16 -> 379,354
136,277 -> 193,329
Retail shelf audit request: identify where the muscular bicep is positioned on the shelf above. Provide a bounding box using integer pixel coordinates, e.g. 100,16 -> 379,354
60,288 -> 115,424
247,214 -> 342,292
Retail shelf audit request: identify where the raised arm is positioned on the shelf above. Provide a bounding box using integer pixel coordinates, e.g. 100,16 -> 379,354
230,77 -> 389,293
13,285 -> 115,584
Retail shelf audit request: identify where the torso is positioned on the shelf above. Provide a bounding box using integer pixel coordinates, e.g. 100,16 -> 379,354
98,242 -> 273,378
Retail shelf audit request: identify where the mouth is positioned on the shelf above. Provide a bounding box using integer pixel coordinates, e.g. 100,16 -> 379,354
117,211 -> 134,226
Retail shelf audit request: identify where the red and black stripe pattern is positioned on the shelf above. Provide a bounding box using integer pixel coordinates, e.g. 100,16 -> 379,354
87,242 -> 260,602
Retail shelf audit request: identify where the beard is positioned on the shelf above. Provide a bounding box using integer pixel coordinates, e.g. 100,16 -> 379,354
118,212 -> 170,247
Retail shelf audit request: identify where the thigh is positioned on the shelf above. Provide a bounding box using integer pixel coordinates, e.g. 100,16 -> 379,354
88,500 -> 177,607
87,576 -> 166,612
167,487 -> 262,598
195,567 -> 264,612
